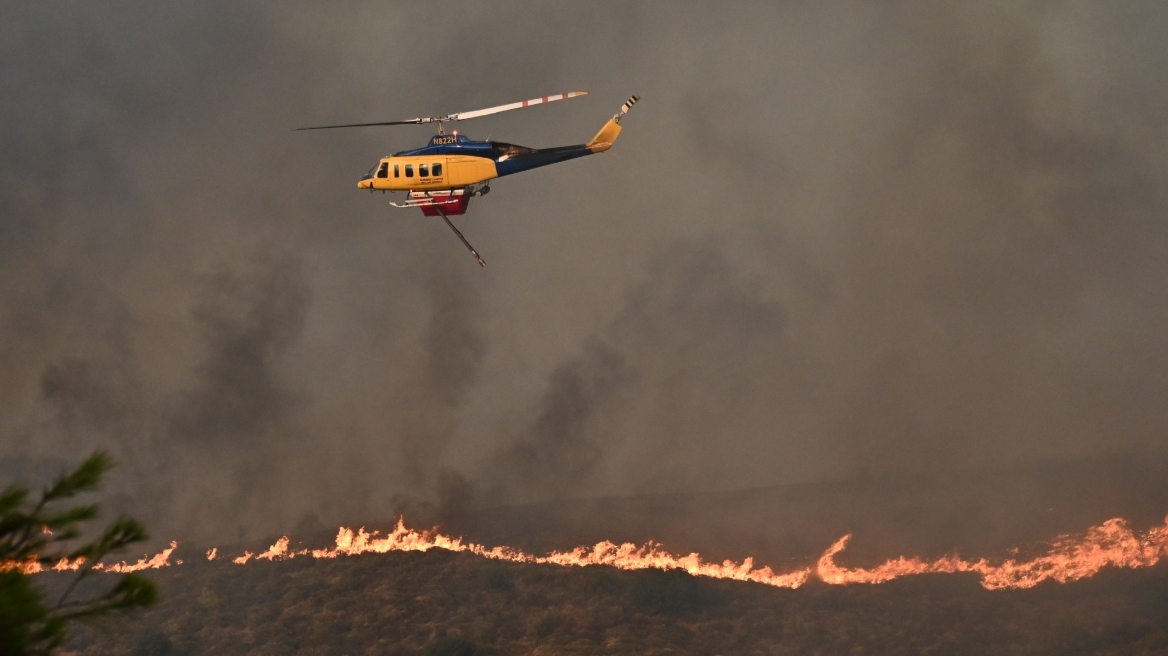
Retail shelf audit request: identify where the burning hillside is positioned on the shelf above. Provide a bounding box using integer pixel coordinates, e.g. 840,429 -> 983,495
17,513 -> 1168,593
61,531 -> 1168,655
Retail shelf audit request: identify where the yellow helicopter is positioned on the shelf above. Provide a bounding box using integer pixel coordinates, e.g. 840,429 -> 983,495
296,92 -> 640,266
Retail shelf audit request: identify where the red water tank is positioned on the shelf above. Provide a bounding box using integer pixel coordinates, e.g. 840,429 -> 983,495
420,194 -> 471,217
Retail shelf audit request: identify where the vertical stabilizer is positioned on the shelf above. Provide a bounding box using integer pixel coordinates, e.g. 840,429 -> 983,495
587,95 -> 639,152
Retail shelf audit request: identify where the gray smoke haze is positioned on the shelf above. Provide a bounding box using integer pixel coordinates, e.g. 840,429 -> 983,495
3,1 -> 1168,551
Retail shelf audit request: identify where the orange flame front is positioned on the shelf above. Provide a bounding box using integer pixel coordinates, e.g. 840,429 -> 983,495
95,541 -> 180,573
2,541 -> 179,575
8,515 -> 1168,591
819,517 -> 1168,589
299,520 -> 809,588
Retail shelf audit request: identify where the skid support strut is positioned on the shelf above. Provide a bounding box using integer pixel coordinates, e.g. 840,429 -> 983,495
435,206 -> 485,267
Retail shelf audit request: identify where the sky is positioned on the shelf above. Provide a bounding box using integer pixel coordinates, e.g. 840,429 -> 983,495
2,1 -> 1167,548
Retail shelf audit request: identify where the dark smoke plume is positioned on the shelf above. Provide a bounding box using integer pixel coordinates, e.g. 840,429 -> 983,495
2,2 -> 1167,554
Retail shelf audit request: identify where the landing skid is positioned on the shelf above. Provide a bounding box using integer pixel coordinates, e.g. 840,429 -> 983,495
435,206 -> 485,267
389,184 -> 488,210
389,195 -> 463,209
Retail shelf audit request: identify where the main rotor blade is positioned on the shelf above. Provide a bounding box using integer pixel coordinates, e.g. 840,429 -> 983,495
292,89 -> 584,130
292,118 -> 430,131
449,91 -> 587,121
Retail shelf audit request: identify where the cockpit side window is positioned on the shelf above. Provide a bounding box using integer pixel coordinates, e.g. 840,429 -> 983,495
376,162 -> 389,179
405,164 -> 414,178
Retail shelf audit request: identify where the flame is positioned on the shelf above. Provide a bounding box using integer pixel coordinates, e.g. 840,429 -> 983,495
52,557 -> 85,572
309,522 -> 478,559
817,535 -> 972,585
0,559 -> 54,575
538,541 -> 810,588
255,536 -> 309,561
92,541 -> 178,573
256,537 -> 289,560
3,542 -> 178,575
257,519 -> 811,589
9,515 -> 1168,592
818,516 -> 1168,590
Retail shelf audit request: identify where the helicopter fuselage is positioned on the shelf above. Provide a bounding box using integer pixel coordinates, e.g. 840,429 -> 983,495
358,116 -> 623,194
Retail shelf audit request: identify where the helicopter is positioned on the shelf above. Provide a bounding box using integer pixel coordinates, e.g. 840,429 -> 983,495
296,92 -> 640,266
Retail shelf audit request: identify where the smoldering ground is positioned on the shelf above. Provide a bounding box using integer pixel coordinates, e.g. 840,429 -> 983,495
2,1 -> 1168,556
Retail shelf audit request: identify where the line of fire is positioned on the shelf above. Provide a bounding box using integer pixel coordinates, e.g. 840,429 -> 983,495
11,514 -> 1168,592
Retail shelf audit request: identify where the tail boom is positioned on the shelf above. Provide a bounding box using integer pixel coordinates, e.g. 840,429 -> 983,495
496,94 -> 640,176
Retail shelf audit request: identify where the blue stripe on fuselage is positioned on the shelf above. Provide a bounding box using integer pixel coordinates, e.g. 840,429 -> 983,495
393,141 -> 494,157
392,136 -> 595,176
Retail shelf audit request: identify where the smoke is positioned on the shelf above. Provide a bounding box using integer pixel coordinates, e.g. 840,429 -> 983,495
2,1 -> 1168,550
171,257 -> 309,447
485,338 -> 630,504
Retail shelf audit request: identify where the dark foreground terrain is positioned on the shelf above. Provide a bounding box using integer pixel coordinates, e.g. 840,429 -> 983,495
58,549 -> 1168,655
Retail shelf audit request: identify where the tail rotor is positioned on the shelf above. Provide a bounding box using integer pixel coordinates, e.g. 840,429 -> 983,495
614,95 -> 640,123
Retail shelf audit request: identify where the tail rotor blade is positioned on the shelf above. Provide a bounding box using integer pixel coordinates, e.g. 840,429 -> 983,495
614,95 -> 640,122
